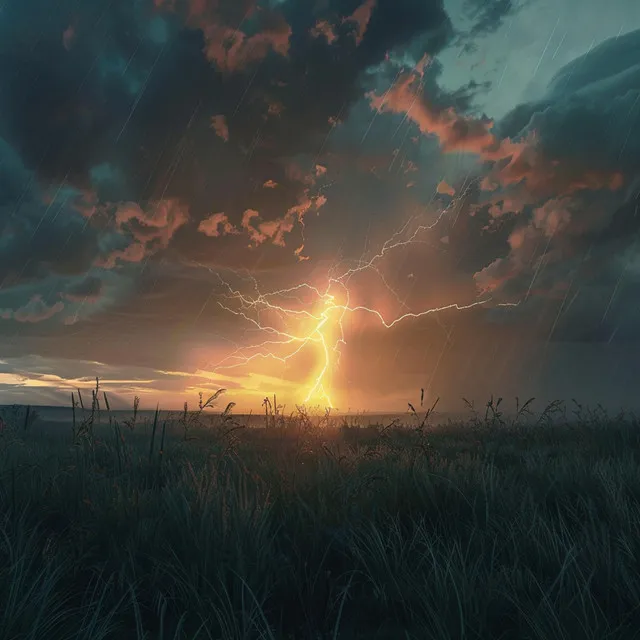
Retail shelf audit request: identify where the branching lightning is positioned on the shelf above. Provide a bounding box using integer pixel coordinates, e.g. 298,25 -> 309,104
206,182 -> 519,409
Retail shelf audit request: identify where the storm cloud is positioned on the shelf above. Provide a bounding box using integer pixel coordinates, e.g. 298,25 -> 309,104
1,0 -> 637,410
472,30 -> 640,335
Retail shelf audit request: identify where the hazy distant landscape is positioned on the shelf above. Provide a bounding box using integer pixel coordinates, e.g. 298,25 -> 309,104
9,404 -> 470,428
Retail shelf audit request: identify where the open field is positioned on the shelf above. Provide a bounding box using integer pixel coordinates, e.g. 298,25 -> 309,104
1,391 -> 640,639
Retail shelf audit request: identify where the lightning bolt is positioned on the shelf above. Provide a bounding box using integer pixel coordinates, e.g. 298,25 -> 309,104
202,181 -> 519,409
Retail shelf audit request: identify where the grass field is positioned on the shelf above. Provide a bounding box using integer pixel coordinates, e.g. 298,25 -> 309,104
1,384 -> 640,639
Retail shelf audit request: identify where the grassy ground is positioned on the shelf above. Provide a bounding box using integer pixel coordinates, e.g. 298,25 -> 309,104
1,388 -> 640,639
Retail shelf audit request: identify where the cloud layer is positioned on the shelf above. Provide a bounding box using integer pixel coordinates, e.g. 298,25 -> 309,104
1,0 -> 638,410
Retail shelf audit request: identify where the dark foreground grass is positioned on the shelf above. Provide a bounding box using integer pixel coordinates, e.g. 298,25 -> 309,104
1,392 -> 640,639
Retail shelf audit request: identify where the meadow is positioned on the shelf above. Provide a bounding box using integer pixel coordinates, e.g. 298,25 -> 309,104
1,383 -> 640,639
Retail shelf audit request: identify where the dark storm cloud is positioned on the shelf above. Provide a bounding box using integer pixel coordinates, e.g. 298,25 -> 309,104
63,276 -> 105,303
0,0 -> 453,245
442,180 -> 521,275
456,0 -> 526,52
0,295 -> 64,324
0,0 -> 160,188
0,143 -> 101,286
361,26 -> 640,343
0,0 -> 468,341
464,30 -> 640,339
496,31 -> 640,178
465,0 -> 522,35
409,57 -> 492,113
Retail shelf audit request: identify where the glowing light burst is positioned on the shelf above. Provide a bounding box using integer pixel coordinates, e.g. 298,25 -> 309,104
214,279 -> 349,408
209,183 -> 519,409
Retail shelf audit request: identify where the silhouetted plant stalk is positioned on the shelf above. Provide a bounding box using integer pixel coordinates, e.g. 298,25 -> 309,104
537,399 -> 565,426
21,406 -> 30,433
148,404 -> 160,465
178,388 -> 227,441
123,396 -> 140,431
484,395 -> 505,427
263,394 -> 286,429
407,394 -> 439,456
514,396 -> 536,425
71,378 -> 102,461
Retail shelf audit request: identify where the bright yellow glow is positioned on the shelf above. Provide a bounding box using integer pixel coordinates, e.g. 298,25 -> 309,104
212,281 -> 349,409
302,293 -> 342,408
210,192 -> 521,410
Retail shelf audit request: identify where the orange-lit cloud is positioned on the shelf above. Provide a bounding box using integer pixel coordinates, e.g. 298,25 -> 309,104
295,244 -> 309,261
240,209 -> 266,245
310,19 -> 338,44
481,145 -> 625,198
98,199 -> 189,268
344,0 -> 376,46
266,99 -> 284,117
154,0 -> 291,73
240,208 -> 295,248
97,243 -> 147,269
310,0 -> 376,47
202,20 -> 291,72
437,179 -> 455,196
210,115 -> 229,142
198,212 -> 237,237
368,69 -> 525,161
113,199 -> 188,244
197,190 -> 328,250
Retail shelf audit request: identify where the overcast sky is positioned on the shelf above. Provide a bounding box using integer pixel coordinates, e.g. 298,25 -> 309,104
441,0 -> 640,117
0,0 -> 639,412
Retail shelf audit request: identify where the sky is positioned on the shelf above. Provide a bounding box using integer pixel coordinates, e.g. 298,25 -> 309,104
0,0 -> 639,413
